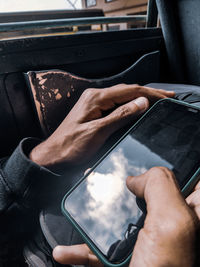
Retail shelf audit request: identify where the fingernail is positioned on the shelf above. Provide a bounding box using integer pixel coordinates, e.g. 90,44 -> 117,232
171,91 -> 176,96
133,97 -> 149,112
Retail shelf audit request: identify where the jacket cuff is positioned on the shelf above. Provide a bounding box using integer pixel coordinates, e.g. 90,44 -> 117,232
2,138 -> 59,206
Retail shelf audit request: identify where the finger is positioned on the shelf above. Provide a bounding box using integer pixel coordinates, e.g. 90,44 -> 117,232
126,167 -> 186,216
186,190 -> 200,220
99,97 -> 149,137
84,168 -> 91,175
99,84 -> 175,107
143,86 -> 175,97
53,244 -> 103,267
194,180 -> 200,190
140,86 -> 175,103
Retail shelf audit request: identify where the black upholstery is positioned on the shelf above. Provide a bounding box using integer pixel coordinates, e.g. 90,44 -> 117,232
0,73 -> 42,158
156,0 -> 200,85
147,83 -> 200,107
2,0 -> 200,156
0,28 -> 163,156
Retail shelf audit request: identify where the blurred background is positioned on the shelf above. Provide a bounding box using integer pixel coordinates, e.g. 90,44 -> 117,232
0,0 -> 148,30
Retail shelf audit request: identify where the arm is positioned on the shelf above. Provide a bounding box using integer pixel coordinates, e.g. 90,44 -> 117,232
0,84 -> 174,261
0,85 -> 173,226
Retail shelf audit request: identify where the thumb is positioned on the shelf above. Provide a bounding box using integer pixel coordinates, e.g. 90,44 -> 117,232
126,167 -> 186,215
99,97 -> 149,136
53,244 -> 103,267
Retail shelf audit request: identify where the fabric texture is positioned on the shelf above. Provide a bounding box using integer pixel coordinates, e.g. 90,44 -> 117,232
0,138 -> 58,266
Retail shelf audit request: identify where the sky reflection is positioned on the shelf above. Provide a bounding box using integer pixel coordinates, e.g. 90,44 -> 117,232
65,101 -> 200,262
65,136 -> 172,256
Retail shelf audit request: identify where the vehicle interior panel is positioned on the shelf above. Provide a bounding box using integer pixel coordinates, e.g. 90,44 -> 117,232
2,2 -> 200,265
0,28 -> 164,157
1,0 -> 200,157
156,0 -> 200,85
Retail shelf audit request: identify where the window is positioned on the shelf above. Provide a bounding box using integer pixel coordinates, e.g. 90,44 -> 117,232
0,0 -> 83,12
85,0 -> 96,7
105,0 -> 116,2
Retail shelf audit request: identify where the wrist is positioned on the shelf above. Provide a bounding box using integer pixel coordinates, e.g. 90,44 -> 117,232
29,140 -> 57,167
29,138 -> 74,171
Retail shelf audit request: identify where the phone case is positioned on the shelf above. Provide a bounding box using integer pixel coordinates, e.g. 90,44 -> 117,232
62,98 -> 200,267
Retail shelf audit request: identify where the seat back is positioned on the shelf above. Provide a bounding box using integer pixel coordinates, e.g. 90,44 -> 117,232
156,0 -> 200,85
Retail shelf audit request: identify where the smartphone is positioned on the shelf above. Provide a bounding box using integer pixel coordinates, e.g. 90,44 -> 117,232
62,99 -> 200,267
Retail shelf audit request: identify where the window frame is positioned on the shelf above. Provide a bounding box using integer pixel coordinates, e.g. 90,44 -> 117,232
105,0 -> 117,3
85,0 -> 97,8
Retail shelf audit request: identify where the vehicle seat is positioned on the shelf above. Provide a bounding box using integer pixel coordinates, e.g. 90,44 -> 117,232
147,83 -> 200,108
156,0 -> 200,85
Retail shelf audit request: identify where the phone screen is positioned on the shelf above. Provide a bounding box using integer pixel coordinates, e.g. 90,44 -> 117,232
64,100 -> 200,263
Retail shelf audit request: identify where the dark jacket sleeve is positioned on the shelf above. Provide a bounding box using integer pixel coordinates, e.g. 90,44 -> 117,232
0,138 -> 59,262
0,137 -> 58,214
0,137 -> 58,236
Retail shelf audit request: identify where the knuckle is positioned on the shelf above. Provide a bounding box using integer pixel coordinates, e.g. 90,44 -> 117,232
119,83 -> 127,87
90,120 -> 102,133
116,83 -> 127,87
126,175 -> 134,188
97,118 -> 109,132
91,119 -> 100,129
111,83 -> 127,90
149,166 -> 169,174
148,167 -> 174,179
131,84 -> 141,90
137,85 -> 144,92
82,88 -> 99,99
98,89 -> 107,100
111,83 -> 141,90
118,105 -> 132,117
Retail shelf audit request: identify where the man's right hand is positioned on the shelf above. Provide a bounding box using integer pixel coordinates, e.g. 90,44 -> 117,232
29,84 -> 174,168
53,167 -> 198,267
127,167 -> 198,267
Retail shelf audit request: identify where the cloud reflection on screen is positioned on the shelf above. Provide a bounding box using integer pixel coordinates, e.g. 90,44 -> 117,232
85,148 -> 145,253
65,136 -> 173,256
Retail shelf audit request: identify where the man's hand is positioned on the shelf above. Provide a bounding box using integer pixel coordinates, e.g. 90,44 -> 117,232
30,84 -> 174,167
127,167 -> 197,267
53,167 -> 198,267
